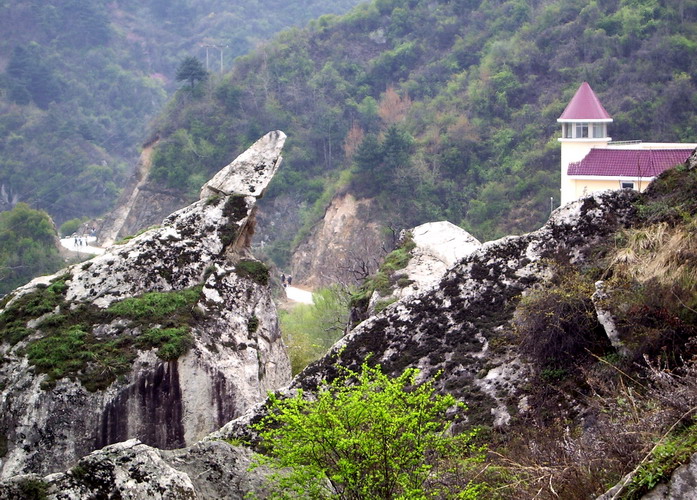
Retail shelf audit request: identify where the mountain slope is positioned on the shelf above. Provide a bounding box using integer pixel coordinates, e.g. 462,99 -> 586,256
142,0 -> 697,270
0,0 -> 365,225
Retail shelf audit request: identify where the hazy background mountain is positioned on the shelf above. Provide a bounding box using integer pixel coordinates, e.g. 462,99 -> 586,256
0,0 -> 365,223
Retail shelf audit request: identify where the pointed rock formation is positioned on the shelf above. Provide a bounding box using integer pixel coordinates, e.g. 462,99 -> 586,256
0,131 -> 291,478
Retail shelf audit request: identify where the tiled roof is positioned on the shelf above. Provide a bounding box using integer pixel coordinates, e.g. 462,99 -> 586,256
568,149 -> 692,177
558,82 -> 612,121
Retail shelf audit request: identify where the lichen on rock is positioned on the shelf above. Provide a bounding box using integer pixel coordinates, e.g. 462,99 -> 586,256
0,131 -> 291,479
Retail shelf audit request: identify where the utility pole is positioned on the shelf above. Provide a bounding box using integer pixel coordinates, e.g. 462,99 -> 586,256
201,44 -> 229,73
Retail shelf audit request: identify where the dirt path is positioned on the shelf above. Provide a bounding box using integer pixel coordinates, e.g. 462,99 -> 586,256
284,285 -> 313,304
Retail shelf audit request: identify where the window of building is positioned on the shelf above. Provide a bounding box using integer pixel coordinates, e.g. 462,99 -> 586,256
575,122 -> 589,138
563,123 -> 572,138
592,123 -> 605,138
620,181 -> 635,189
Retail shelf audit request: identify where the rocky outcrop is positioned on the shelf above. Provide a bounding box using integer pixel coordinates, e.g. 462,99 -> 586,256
365,221 -> 481,315
296,191 -> 639,427
290,193 -> 385,287
0,131 -> 291,479
0,439 -> 270,500
0,189 -> 642,496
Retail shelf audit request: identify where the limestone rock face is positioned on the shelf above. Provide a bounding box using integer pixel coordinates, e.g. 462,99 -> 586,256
290,193 -> 384,288
297,191 -> 639,427
0,131 -> 291,479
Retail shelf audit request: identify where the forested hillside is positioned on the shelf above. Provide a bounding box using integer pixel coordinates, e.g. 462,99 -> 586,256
0,0 -> 364,225
146,0 -> 697,266
0,0 -> 364,291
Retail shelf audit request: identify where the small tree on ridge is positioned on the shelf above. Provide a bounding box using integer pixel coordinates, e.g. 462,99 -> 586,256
175,56 -> 208,89
252,362 -> 485,499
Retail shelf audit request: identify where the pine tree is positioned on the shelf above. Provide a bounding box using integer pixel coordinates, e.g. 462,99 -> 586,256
175,56 -> 208,90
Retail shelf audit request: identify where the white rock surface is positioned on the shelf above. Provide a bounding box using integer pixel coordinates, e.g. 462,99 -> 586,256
395,221 -> 481,300
0,131 -> 291,479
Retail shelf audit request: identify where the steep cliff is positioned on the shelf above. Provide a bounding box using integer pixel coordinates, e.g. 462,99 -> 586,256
0,131 -> 291,478
290,193 -> 385,288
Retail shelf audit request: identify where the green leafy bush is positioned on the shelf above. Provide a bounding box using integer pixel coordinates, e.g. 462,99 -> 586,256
234,260 -> 270,286
137,327 -> 193,361
253,362 -> 484,499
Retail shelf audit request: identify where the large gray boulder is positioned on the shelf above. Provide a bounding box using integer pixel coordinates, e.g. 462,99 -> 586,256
0,131 -> 291,479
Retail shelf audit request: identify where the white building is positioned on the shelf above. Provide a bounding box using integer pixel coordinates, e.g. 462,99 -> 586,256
558,82 -> 696,205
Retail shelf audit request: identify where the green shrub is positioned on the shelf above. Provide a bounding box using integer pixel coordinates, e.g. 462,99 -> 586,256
234,260 -> 270,286
137,327 -> 193,360
58,217 -> 88,237
17,478 -> 47,500
621,423 -> 697,499
106,287 -> 201,321
253,362 -> 484,499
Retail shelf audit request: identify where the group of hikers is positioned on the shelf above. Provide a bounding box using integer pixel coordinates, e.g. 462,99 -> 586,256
280,273 -> 293,287
72,236 -> 90,247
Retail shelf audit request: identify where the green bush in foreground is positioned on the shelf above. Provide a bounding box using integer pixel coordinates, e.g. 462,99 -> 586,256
252,363 -> 484,499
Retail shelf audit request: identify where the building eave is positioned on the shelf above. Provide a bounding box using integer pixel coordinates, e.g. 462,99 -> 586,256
557,118 -> 613,123
568,175 -> 657,181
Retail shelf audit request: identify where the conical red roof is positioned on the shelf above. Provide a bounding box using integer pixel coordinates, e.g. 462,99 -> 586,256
558,82 -> 612,121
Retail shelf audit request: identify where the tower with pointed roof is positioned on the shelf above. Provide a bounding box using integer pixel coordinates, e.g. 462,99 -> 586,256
558,82 -> 612,204
557,83 -> 695,206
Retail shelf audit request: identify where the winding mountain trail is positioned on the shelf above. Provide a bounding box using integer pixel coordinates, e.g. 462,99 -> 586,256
285,285 -> 314,304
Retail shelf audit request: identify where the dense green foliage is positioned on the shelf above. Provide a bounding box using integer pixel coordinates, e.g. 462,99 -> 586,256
0,282 -> 201,390
0,203 -> 62,295
0,0 -> 365,227
0,1 -> 367,294
146,0 -> 697,266
279,285 -> 351,374
253,362 -> 483,499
